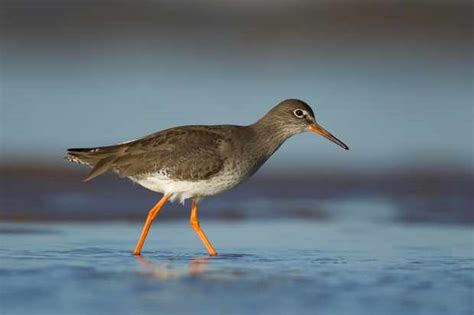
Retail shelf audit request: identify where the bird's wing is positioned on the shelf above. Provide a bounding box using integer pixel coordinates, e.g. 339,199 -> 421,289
112,126 -> 232,180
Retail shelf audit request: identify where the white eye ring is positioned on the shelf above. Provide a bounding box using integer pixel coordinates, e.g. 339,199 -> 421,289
293,109 -> 305,119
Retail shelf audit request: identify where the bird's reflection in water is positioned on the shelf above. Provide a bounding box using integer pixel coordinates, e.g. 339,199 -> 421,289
136,255 -> 210,280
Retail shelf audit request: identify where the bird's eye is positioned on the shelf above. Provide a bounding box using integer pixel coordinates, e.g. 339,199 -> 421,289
293,109 -> 305,118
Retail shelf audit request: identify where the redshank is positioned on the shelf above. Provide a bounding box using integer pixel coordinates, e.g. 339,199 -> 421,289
66,99 -> 349,256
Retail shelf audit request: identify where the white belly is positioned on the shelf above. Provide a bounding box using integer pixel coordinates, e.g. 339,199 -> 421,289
130,171 -> 242,204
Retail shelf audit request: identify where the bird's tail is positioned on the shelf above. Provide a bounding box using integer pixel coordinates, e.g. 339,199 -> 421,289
65,146 -> 122,182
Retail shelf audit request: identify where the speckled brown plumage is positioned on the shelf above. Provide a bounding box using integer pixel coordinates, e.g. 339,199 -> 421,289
66,99 -> 348,190
67,125 -> 250,181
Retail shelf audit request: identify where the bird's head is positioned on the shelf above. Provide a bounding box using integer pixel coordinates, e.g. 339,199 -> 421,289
265,99 -> 349,150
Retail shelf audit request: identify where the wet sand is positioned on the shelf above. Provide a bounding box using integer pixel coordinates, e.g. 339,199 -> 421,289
1,166 -> 473,225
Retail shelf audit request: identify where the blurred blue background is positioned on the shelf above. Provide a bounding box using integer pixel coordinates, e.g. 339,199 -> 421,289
1,1 -> 473,315
2,0 -> 472,169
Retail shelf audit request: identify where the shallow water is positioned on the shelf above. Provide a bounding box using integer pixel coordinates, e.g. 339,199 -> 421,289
1,221 -> 472,315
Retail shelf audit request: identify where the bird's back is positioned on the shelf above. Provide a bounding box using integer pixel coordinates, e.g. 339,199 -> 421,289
66,124 -> 253,182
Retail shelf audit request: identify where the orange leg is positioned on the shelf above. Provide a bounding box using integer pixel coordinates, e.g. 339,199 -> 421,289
133,194 -> 170,256
190,201 -> 217,256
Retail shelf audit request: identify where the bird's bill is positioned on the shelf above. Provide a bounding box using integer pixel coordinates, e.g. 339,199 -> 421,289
308,123 -> 349,150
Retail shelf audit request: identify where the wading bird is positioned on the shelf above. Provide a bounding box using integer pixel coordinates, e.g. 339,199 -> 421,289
66,99 -> 349,256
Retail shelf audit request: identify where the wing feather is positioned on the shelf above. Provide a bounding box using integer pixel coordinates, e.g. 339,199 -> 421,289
112,126 -> 231,180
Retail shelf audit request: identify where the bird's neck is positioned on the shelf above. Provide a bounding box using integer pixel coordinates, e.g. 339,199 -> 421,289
248,116 -> 294,159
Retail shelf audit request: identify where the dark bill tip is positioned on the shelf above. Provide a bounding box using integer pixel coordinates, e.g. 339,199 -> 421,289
308,124 -> 349,151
